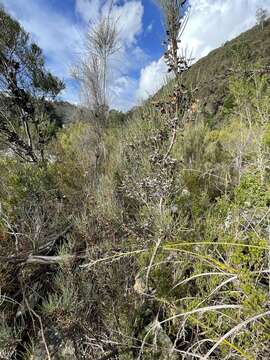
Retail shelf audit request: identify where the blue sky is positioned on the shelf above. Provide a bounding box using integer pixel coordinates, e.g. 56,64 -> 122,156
1,0 -> 270,110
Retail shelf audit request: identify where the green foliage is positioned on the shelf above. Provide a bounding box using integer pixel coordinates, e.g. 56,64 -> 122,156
1,15 -> 270,360
235,173 -> 270,207
181,17 -> 270,120
0,157 -> 57,213
262,124 -> 270,146
0,7 -> 64,96
84,69 -> 270,358
107,109 -> 126,126
0,7 -> 64,162
226,40 -> 252,67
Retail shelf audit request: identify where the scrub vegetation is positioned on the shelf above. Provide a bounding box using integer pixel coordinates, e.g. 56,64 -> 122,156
0,2 -> 270,359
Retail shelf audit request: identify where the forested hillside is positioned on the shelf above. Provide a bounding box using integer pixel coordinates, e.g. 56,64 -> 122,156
0,3 -> 270,360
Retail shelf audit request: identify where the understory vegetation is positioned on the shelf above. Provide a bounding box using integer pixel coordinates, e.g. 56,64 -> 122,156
1,3 -> 270,360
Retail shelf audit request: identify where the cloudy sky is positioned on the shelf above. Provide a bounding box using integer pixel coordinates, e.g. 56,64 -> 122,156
2,0 -> 270,110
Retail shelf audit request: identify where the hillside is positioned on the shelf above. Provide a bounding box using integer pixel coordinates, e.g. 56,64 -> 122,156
151,18 -> 270,121
184,18 -> 270,114
1,7 -> 270,360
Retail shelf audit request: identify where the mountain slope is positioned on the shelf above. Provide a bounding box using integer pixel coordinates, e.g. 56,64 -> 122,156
154,18 -> 270,118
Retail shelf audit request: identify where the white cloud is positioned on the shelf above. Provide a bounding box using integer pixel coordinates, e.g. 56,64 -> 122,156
2,0 -> 145,110
1,0 -> 83,105
75,0 -> 144,47
105,45 -> 149,111
110,1 -> 144,46
1,0 -> 83,79
136,57 -> 168,100
107,44 -> 149,111
147,22 -> 153,32
75,0 -> 101,23
110,76 -> 139,111
183,0 -> 270,60
137,0 -> 270,102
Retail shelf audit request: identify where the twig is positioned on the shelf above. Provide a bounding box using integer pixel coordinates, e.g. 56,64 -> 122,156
0,254 -> 86,265
163,126 -> 177,161
24,296 -> 52,360
202,310 -> 270,359
80,249 -> 145,269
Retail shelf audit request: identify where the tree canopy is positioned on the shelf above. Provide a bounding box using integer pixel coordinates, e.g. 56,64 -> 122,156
0,6 -> 64,162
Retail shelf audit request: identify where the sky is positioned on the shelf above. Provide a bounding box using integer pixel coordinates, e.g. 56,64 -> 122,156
1,0 -> 270,111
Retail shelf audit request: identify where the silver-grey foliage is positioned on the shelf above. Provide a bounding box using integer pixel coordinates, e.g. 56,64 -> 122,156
73,2 -> 120,125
